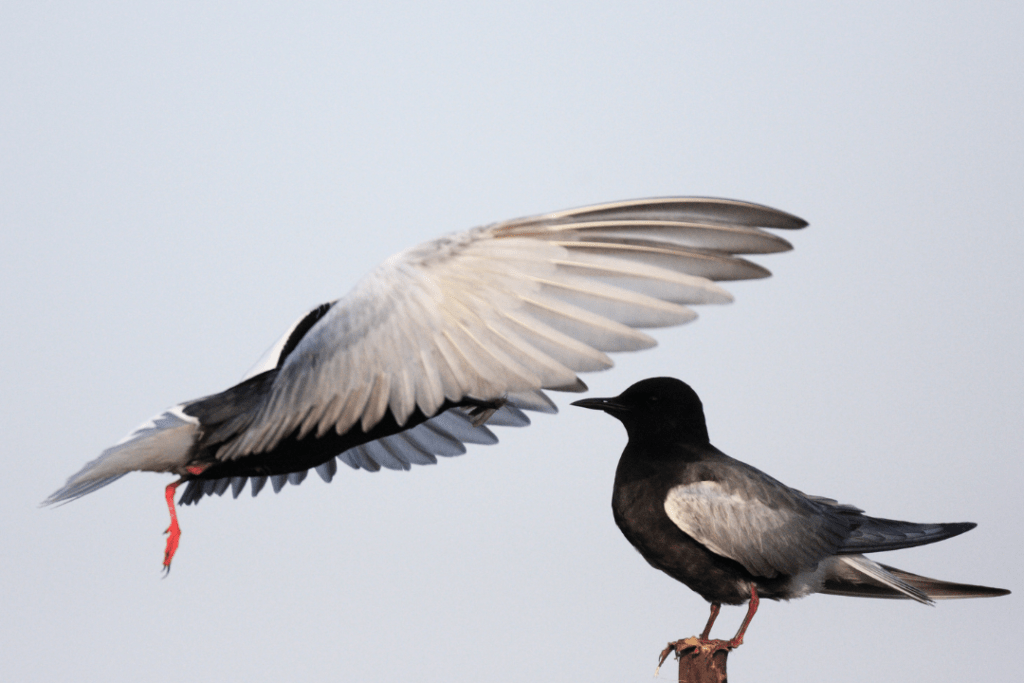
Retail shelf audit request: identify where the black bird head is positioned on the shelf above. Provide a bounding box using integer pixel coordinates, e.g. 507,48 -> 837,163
572,377 -> 710,444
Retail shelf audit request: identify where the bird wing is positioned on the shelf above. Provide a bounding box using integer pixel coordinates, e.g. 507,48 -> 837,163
204,198 -> 806,463
839,517 -> 977,553
664,470 -> 850,578
177,392 -> 550,503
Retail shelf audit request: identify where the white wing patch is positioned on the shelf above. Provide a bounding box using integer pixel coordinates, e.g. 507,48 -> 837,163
215,197 -> 799,462
664,480 -> 789,566
663,479 -> 839,578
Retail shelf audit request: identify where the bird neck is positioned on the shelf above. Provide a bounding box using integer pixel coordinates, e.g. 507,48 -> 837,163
622,418 -> 710,450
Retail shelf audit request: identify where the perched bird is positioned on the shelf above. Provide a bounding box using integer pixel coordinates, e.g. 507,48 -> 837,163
573,377 -> 1009,649
44,198 -> 806,571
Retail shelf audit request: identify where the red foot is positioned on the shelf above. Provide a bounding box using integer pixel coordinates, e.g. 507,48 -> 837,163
655,585 -> 760,673
162,463 -> 210,574
163,480 -> 184,574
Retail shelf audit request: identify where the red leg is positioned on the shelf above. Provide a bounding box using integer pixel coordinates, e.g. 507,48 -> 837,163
162,479 -> 185,574
162,464 -> 210,574
699,602 -> 721,641
728,584 -> 759,649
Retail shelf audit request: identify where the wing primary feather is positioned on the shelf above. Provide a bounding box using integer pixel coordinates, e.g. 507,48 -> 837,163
431,409 -> 498,445
455,319 -> 575,392
539,219 -> 795,254
520,197 -> 807,230
330,382 -> 371,439
521,296 -> 657,352
559,240 -> 772,281
315,459 -> 338,483
230,476 -> 248,498
534,275 -> 698,328
363,439 -> 412,471
337,446 -> 382,472
361,372 -> 393,433
442,298 -> 542,392
380,433 -> 439,466
505,389 -> 558,414
499,311 -> 613,373
406,420 -> 468,457
483,403 -> 531,427
250,475 -> 267,497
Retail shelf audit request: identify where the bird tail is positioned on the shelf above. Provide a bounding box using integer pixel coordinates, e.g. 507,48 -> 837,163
42,406 -> 199,505
821,555 -> 1009,603
875,563 -> 1010,600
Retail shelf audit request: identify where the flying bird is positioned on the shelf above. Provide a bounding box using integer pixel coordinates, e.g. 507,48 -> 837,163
44,198 -> 807,571
573,377 -> 1009,649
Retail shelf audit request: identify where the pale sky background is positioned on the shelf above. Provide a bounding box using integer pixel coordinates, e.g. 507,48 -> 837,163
2,2 -> 1021,682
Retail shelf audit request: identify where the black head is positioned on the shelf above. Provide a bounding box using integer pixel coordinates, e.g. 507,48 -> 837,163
571,377 -> 710,444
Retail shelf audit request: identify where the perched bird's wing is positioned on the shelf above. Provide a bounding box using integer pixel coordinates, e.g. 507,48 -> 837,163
838,517 -> 976,553
204,198 -> 805,464
663,468 -> 851,578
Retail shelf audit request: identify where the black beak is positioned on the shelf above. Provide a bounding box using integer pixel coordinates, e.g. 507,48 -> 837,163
571,397 -> 630,414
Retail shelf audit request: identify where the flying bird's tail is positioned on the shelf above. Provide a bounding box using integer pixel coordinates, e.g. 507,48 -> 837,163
42,406 -> 198,505
821,555 -> 1009,603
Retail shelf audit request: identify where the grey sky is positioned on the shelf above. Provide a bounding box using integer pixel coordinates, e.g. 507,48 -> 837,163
2,2 -> 1020,682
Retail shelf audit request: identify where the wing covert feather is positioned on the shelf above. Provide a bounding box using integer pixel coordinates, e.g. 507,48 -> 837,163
664,478 -> 850,578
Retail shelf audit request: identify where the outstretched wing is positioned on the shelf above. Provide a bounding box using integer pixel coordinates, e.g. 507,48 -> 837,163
49,197 -> 805,506
208,197 -> 805,464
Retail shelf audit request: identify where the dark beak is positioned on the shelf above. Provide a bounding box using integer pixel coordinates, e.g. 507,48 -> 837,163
571,397 -> 630,414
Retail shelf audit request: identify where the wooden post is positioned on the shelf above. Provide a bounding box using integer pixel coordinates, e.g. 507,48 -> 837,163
657,637 -> 731,683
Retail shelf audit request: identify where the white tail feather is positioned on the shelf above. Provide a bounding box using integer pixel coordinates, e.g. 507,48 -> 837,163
42,406 -> 198,505
839,555 -> 934,605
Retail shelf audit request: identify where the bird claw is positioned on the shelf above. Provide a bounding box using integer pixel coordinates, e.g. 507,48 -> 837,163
656,642 -> 676,673
655,636 -> 734,675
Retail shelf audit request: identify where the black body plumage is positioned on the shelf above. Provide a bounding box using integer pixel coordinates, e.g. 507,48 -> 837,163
573,377 -> 1008,634
179,370 -> 484,504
